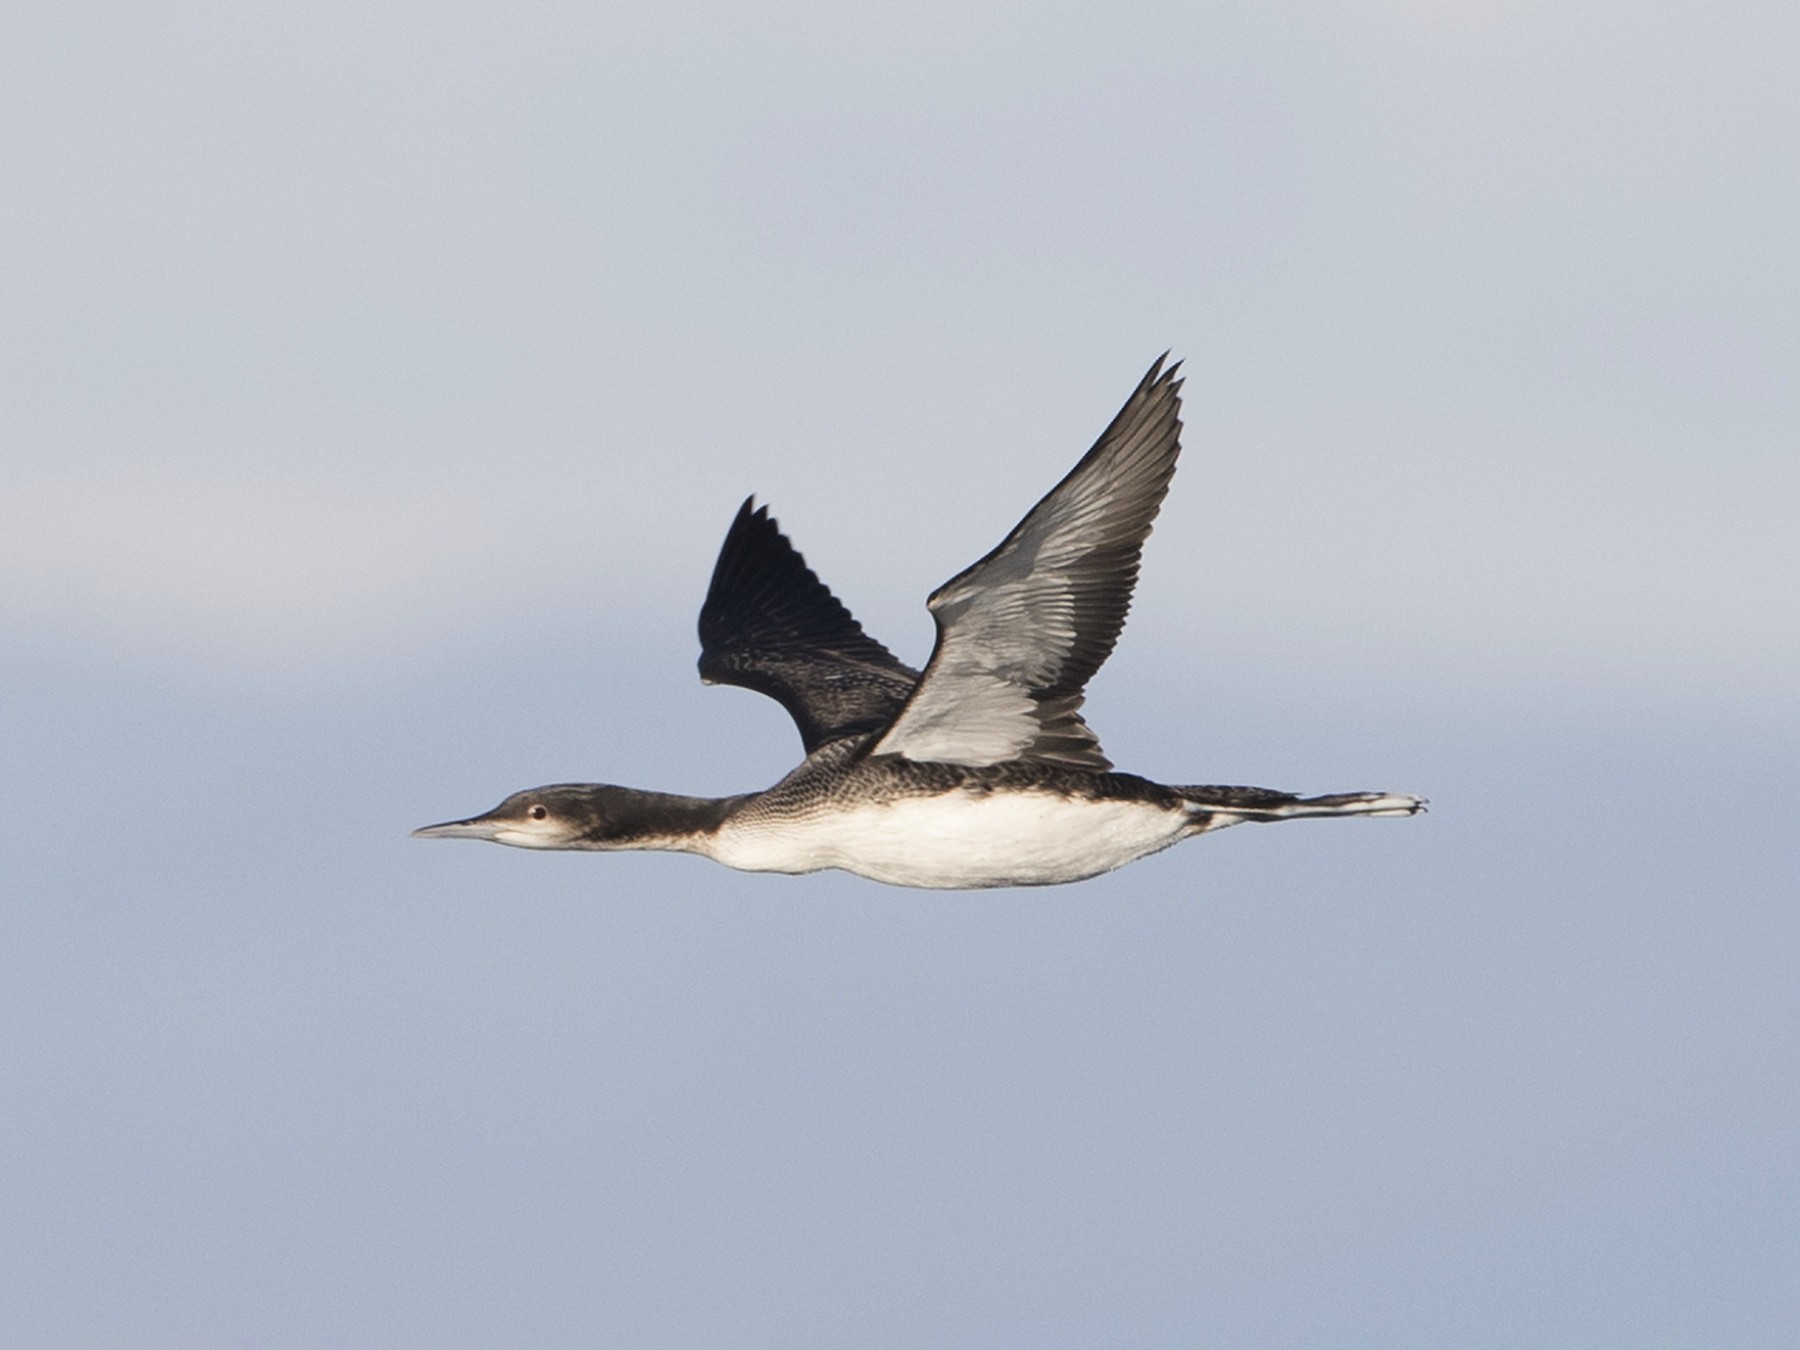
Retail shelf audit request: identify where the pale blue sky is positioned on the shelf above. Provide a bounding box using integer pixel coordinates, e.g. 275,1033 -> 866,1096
3,3 -> 1796,1345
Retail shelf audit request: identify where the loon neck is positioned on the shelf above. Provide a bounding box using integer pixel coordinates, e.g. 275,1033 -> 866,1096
571,785 -> 748,852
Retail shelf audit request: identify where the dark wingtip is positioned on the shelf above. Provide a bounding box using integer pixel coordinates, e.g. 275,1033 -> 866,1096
1138,352 -> 1184,397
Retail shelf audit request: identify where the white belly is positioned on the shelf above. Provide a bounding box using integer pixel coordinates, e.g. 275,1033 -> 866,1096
706,790 -> 1195,889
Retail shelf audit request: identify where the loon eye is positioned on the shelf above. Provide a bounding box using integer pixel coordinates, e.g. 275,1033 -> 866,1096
529,804 -> 548,821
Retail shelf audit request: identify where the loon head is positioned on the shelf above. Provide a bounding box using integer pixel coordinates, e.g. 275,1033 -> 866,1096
412,784 -> 617,850
413,783 -> 732,852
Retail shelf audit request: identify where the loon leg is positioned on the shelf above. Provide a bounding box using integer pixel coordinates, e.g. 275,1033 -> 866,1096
1177,786 -> 1426,827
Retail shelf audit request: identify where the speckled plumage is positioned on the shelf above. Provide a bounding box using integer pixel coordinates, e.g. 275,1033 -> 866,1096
415,357 -> 1425,888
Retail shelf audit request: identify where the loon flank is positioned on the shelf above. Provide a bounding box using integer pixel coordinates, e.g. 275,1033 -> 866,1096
414,358 -> 1424,888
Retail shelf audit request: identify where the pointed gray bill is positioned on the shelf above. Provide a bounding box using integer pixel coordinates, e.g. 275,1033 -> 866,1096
411,817 -> 504,840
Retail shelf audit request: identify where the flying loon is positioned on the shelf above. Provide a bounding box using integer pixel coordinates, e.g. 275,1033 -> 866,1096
414,357 -> 1424,888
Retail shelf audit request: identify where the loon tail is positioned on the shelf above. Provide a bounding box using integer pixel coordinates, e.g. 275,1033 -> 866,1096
1177,786 -> 1427,823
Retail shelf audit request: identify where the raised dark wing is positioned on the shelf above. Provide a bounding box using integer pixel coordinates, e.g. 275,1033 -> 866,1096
869,357 -> 1184,769
698,498 -> 919,753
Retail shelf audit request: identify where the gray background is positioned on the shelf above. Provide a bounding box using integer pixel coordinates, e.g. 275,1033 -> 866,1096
3,3 -> 1795,1345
